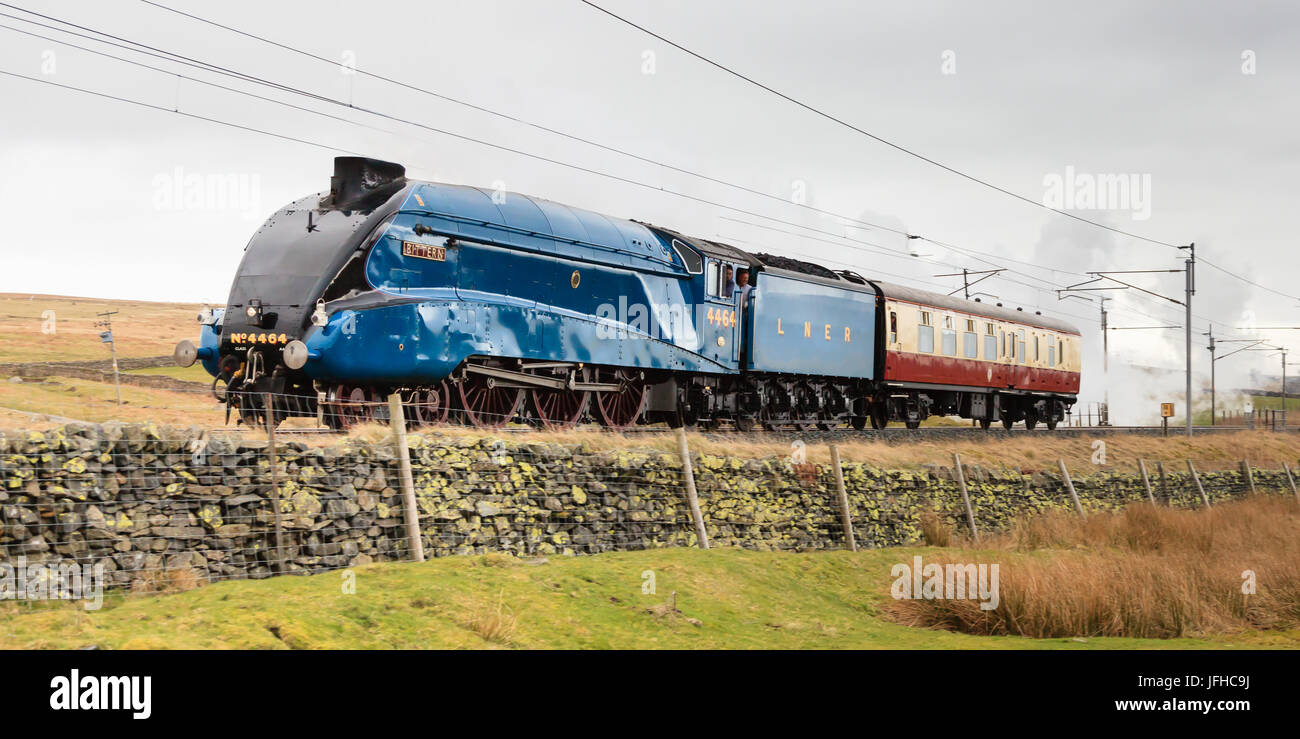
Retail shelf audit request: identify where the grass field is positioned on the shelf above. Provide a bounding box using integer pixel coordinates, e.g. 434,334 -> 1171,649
2,546 -> 1295,650
0,376 -> 219,425
124,364 -> 216,383
0,293 -> 201,365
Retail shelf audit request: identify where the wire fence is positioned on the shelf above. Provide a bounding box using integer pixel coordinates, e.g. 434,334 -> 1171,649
2,396 -> 1298,606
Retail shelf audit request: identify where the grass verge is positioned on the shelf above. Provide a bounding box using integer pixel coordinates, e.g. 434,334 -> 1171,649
889,496 -> 1300,639
2,545 -> 1296,650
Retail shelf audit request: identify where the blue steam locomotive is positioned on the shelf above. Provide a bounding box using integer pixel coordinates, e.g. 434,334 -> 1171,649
175,157 -> 1080,430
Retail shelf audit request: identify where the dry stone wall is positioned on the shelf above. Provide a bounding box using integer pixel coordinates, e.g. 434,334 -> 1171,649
0,423 -> 1282,590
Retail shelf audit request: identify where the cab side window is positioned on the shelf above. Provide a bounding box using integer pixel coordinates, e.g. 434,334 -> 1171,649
705,261 -> 720,298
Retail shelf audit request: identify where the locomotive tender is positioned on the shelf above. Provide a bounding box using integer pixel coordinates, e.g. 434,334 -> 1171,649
174,157 -> 1080,430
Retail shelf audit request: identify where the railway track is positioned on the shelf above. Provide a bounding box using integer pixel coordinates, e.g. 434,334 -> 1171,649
258,421 -> 1271,442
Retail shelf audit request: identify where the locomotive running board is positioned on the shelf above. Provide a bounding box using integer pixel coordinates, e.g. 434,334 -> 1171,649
463,364 -> 622,393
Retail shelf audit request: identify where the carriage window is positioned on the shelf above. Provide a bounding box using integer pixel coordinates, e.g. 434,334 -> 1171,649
964,328 -> 978,358
1034,335 -> 1040,362
942,326 -> 957,356
889,311 -> 898,344
1047,335 -> 1056,366
918,311 -> 934,353
1017,329 -> 1026,365
984,331 -> 996,360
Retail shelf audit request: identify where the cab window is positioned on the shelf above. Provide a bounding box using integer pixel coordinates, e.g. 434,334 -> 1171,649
705,261 -> 720,298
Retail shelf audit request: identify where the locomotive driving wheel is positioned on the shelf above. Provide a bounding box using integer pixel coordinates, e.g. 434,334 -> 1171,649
410,382 -> 452,427
594,369 -> 646,430
458,374 -> 525,429
530,369 -> 590,431
339,385 -> 375,428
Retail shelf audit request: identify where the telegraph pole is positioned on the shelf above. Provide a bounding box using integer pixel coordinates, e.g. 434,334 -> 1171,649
1181,243 -> 1195,437
1206,333 -> 1266,427
1206,326 -> 1215,425
95,310 -> 123,405
1100,297 -> 1109,421
934,268 -> 1005,299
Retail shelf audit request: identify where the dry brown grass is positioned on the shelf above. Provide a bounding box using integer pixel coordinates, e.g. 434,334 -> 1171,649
395,426 -> 1300,473
129,567 -> 205,596
891,496 -> 1300,638
465,591 -> 517,645
0,293 -> 202,364
918,510 -> 954,547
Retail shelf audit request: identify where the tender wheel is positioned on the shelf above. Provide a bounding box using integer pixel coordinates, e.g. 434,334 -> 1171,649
979,418 -> 992,431
735,416 -> 757,432
850,415 -> 866,431
758,406 -> 786,432
1002,415 -> 1015,430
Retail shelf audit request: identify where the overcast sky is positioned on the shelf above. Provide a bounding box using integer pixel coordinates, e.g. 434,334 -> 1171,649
1,0 -> 1297,420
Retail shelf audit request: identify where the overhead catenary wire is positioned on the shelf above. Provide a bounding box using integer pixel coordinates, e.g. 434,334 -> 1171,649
577,0 -> 1300,308
131,1 -> 1159,288
578,0 -> 1187,251
0,3 -> 1272,344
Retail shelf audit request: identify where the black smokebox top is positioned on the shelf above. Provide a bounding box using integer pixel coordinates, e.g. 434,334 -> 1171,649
325,156 -> 406,210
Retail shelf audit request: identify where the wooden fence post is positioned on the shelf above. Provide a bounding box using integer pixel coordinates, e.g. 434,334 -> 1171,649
1284,462 -> 1299,503
1186,459 -> 1211,509
829,445 -> 856,551
264,392 -> 287,575
1157,461 -> 1168,500
1058,458 -> 1085,518
388,393 -> 425,562
1138,459 -> 1156,505
1240,459 -> 1257,496
676,427 -> 710,549
953,453 -> 979,541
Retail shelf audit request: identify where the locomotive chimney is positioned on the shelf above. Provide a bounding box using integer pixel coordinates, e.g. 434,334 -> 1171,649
326,156 -> 406,209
